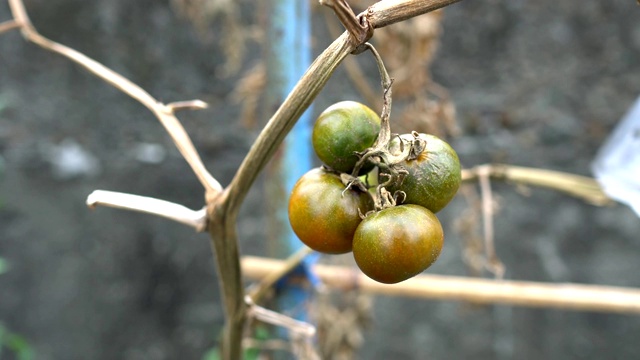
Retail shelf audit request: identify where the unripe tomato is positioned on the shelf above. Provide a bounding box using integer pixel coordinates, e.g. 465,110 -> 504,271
384,133 -> 461,213
352,204 -> 444,284
312,101 -> 381,174
288,168 -> 374,254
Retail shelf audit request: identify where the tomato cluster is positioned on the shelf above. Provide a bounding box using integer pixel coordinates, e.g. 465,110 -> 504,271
288,101 -> 461,284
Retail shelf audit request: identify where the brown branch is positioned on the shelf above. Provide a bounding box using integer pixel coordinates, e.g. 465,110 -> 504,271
322,8 -> 379,108
0,19 -> 20,34
6,0 -> 222,195
462,164 -> 613,206
477,166 -> 505,278
86,190 -> 208,231
242,256 -> 640,315
320,0 -> 373,51
247,246 -> 314,303
367,0 -> 464,29
166,99 -> 209,112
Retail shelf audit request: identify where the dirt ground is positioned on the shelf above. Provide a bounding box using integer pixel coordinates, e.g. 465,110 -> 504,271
1,1 -> 639,359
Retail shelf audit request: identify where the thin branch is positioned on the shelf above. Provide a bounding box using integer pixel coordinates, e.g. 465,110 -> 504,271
242,256 -> 640,315
365,43 -> 393,148
320,0 -> 373,50
367,0 -> 464,29
6,0 -> 222,195
0,19 -> 20,34
322,9 -> 379,108
477,166 -> 505,278
86,190 -> 208,231
245,296 -> 316,337
166,99 -> 209,112
247,246 -> 314,303
462,164 -> 613,206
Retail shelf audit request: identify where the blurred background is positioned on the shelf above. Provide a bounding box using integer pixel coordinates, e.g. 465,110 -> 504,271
1,0 -> 639,359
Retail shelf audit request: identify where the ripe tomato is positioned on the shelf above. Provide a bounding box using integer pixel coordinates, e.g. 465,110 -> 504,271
352,204 -> 444,284
312,101 -> 381,174
288,168 -> 374,254
384,133 -> 461,213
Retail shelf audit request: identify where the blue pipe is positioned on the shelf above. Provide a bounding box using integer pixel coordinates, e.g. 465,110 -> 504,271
266,0 -> 319,322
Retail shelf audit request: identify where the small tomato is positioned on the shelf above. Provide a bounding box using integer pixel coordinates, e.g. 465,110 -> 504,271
384,133 -> 461,213
352,204 -> 444,284
288,168 -> 373,254
312,101 -> 381,174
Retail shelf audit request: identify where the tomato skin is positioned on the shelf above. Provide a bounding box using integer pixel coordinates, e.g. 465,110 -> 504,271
352,204 -> 444,284
384,133 -> 461,213
312,101 -> 381,174
288,168 -> 374,254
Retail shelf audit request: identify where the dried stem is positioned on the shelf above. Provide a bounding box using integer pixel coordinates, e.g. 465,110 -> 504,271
322,9 -> 379,108
366,43 -> 393,149
0,19 -> 20,34
6,0 -> 222,195
242,256 -> 640,315
166,99 -> 209,112
86,190 -> 208,231
476,167 -> 505,278
350,43 -> 395,178
245,297 -> 316,337
247,246 -> 314,304
320,0 -> 373,51
367,0 -> 464,28
462,164 -> 612,206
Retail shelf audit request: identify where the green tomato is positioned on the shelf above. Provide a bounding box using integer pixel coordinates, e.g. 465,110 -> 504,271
383,133 -> 461,213
312,101 -> 381,174
288,168 -> 374,254
352,204 -> 444,284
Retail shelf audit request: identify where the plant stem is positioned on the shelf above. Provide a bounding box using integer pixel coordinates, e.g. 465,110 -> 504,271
242,256 -> 640,314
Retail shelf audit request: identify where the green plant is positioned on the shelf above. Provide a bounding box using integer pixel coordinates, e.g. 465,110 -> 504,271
312,100 -> 381,174
288,167 -> 373,254
0,258 -> 33,360
0,258 -> 8,275
0,323 -> 34,360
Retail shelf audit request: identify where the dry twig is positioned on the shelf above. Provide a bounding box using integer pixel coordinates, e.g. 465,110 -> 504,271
0,19 -> 19,33
462,164 -> 612,206
86,190 -> 208,231
242,256 -> 640,315
5,0 -> 222,196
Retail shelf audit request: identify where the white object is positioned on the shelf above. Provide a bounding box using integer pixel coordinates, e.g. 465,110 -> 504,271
132,142 -> 166,164
45,138 -> 101,180
592,96 -> 640,217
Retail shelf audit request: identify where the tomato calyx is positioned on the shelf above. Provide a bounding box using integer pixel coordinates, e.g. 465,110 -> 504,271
352,131 -> 431,214
404,131 -> 427,161
339,172 -> 368,195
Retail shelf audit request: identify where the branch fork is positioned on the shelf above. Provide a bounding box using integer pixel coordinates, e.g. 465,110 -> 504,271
320,0 -> 373,53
